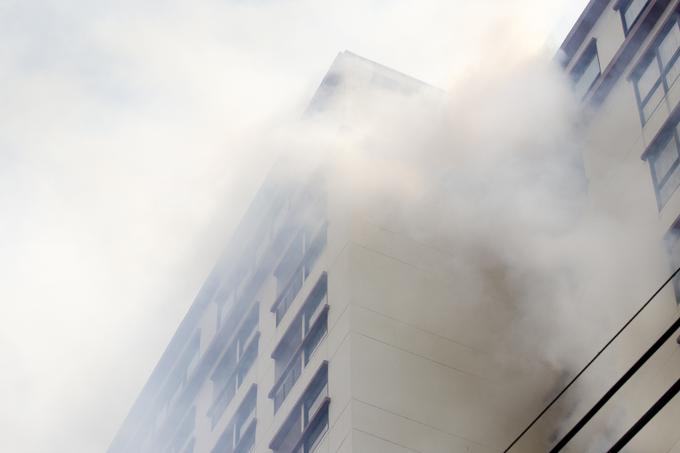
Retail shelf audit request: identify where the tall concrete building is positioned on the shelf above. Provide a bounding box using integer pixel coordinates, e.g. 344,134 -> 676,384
109,3 -> 680,451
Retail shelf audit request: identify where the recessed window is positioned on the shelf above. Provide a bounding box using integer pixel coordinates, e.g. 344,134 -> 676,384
571,40 -> 601,100
169,407 -> 195,453
619,0 -> 650,34
273,224 -> 327,325
270,365 -> 329,453
208,305 -> 260,428
211,386 -> 257,453
270,275 -> 328,412
633,17 -> 680,125
665,225 -> 680,304
645,121 -> 680,208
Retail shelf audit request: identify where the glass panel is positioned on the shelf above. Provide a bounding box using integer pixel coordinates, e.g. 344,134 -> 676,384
665,54 -> 680,89
275,269 -> 304,325
235,426 -> 255,453
574,52 -> 600,99
212,376 -> 237,427
653,136 -> 680,183
304,279 -> 327,333
668,230 -> 680,303
304,226 -> 327,277
274,354 -> 302,412
237,342 -> 257,385
305,299 -> 325,334
642,84 -> 665,122
305,410 -> 329,453
275,320 -> 302,380
234,392 -> 256,444
275,414 -> 302,453
659,21 -> 680,68
304,376 -> 328,424
657,160 -> 680,206
624,0 -> 649,31
304,320 -> 327,365
636,59 -> 661,101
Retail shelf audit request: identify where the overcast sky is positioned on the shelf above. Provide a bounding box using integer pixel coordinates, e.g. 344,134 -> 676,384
0,0 -> 589,451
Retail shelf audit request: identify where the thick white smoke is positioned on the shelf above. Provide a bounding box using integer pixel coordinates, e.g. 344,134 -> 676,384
0,0 -> 613,452
270,52 -> 667,450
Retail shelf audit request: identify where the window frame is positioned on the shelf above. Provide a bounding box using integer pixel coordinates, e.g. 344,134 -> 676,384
618,0 -> 651,35
208,304 -> 261,428
570,39 -> 601,101
632,14 -> 680,125
269,364 -> 330,453
211,385 -> 258,453
664,222 -> 680,305
272,223 -> 328,326
647,124 -> 680,209
270,274 -> 329,412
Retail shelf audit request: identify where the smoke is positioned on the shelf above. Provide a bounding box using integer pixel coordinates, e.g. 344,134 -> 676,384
0,0 -> 617,452
273,51 -> 666,450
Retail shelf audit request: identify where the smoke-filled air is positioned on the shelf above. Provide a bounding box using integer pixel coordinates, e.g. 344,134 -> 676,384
4,0 -> 677,452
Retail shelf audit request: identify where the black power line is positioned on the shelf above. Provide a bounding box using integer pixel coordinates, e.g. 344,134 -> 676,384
550,314 -> 680,451
503,266 -> 680,452
607,376 -> 680,452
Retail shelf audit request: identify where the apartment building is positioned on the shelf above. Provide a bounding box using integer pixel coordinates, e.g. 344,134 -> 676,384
109,3 -> 680,451
548,0 -> 680,451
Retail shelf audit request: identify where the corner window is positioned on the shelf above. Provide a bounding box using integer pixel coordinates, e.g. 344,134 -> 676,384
619,0 -> 650,35
645,121 -> 680,208
633,17 -> 680,125
571,40 -> 601,100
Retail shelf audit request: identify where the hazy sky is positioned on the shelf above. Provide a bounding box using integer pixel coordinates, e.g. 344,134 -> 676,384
0,0 -> 589,451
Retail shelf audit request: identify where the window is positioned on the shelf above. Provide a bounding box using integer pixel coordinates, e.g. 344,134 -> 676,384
666,226 -> 680,304
270,365 -> 329,453
633,17 -> 680,124
619,0 -> 650,34
209,305 -> 260,428
646,121 -> 680,208
270,275 -> 328,412
273,224 -> 327,325
168,407 -> 195,453
211,386 -> 257,453
571,40 -> 601,100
